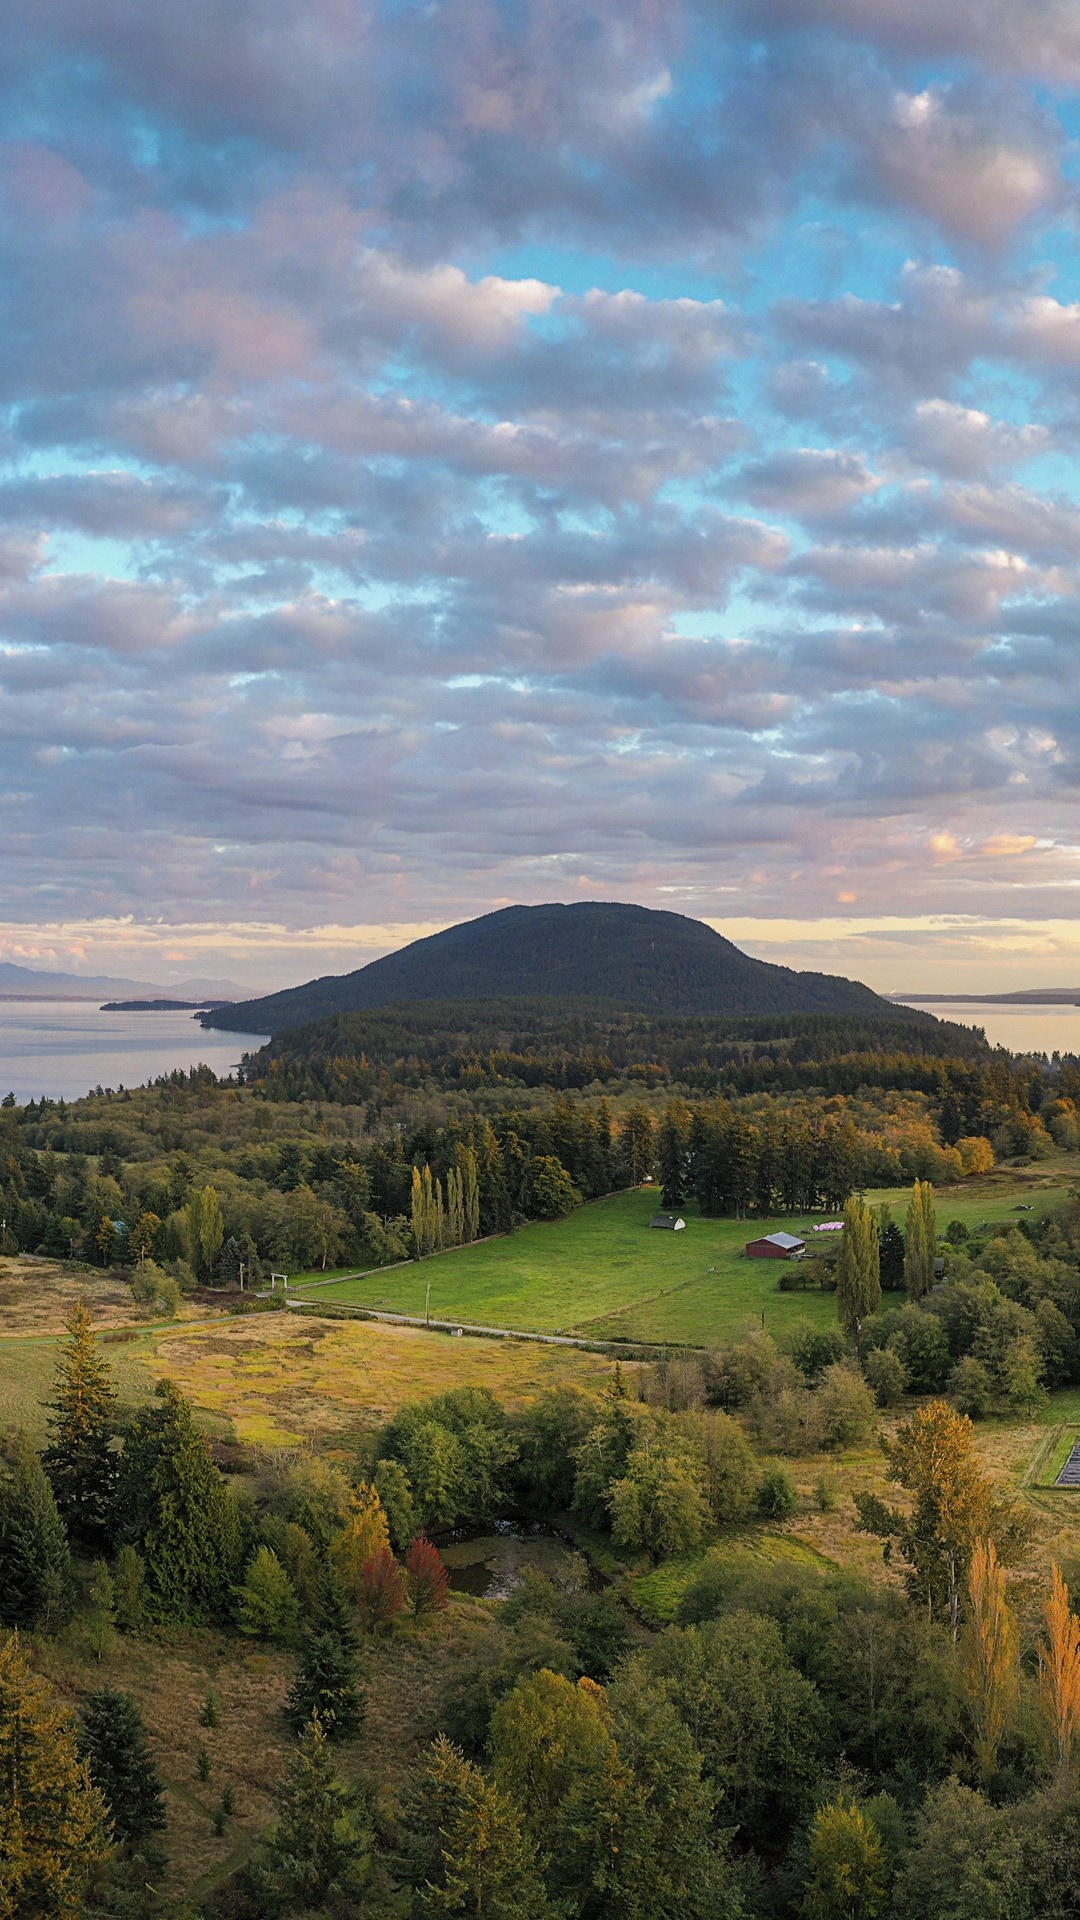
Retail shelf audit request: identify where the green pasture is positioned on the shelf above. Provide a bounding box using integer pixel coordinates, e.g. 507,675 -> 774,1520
293,1164 -> 1077,1349
294,1187 -> 842,1346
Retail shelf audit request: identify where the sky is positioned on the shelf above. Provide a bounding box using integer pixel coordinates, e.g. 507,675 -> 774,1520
3,0 -> 1080,995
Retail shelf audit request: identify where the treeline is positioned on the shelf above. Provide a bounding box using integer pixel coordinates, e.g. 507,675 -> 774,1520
242,998 -> 987,1104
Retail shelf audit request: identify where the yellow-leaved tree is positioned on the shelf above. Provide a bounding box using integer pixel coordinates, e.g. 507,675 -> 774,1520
331,1483 -> 391,1601
1039,1563 -> 1080,1773
0,1632 -> 112,1917
960,1538 -> 1019,1780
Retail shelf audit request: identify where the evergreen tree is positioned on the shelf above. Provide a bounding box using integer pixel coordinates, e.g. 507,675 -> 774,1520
0,1438 -> 76,1633
42,1301 -> 119,1551
835,1196 -> 881,1349
414,1734 -> 553,1920
0,1632 -> 111,1917
111,1545 -> 148,1635
237,1547 -> 299,1645
285,1634 -> 364,1741
116,1382 -> 240,1624
877,1205 -> 905,1290
249,1715 -> 372,1914
904,1179 -> 937,1300
656,1102 -> 692,1211
78,1688 -> 167,1849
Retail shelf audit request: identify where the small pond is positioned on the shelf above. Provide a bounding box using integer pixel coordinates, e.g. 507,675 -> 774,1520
441,1525 -> 601,1601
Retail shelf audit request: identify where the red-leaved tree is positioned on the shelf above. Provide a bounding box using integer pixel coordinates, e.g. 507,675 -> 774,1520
405,1535 -> 449,1619
358,1549 -> 406,1634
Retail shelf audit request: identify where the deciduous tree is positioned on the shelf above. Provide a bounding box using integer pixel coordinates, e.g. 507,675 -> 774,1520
836,1197 -> 881,1348
961,1539 -> 1019,1779
904,1180 -> 937,1300
1038,1563 -> 1080,1773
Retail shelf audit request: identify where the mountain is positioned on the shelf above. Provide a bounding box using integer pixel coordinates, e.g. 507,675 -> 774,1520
199,902 -> 912,1035
0,961 -> 247,1001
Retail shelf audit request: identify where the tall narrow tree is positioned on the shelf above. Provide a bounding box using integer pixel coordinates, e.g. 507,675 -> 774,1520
1039,1563 -> 1080,1773
904,1179 -> 937,1300
0,1439 -> 76,1632
835,1197 -> 881,1350
961,1538 -> 1019,1779
42,1301 -> 119,1550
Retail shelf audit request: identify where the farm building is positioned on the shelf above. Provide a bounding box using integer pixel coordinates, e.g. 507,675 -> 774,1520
745,1231 -> 805,1260
650,1213 -> 686,1231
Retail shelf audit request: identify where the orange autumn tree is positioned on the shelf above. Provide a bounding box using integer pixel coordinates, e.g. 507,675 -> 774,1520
1039,1563 -> 1080,1772
960,1539 -> 1019,1780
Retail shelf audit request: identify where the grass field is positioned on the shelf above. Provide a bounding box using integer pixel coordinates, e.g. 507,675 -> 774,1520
293,1163 -> 1076,1348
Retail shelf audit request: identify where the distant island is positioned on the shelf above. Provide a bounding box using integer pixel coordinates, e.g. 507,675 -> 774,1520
200,900 -> 920,1036
100,998 -> 235,1012
892,989 -> 1080,1006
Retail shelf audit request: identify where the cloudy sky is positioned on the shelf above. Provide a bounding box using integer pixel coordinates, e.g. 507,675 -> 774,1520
3,0 -> 1080,993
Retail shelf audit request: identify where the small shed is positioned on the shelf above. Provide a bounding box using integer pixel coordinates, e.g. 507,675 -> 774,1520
650,1212 -> 686,1231
746,1231 -> 805,1261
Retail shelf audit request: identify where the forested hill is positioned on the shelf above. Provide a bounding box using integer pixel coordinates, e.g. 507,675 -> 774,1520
243,998 -> 986,1104
202,902 -> 911,1035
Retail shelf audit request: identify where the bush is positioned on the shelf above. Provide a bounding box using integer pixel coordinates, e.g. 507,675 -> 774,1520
945,1219 -> 970,1246
816,1364 -> 877,1449
790,1325 -> 847,1383
130,1259 -> 182,1317
863,1347 -> 907,1408
758,1467 -> 797,1519
948,1355 -> 993,1418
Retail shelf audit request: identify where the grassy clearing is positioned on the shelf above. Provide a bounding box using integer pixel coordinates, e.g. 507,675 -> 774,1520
0,1253 -> 208,1335
294,1188 -> 841,1346
630,1531 -> 836,1624
293,1164 -> 1077,1348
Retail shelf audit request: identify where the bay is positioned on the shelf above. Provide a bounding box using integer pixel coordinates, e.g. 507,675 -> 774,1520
900,999 -> 1080,1057
0,999 -> 269,1103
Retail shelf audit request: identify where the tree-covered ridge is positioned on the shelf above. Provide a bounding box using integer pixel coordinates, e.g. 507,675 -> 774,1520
200,902 -> 911,1034
243,997 -> 983,1104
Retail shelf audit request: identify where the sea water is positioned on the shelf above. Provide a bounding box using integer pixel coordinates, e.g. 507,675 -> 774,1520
0,999 -> 269,1103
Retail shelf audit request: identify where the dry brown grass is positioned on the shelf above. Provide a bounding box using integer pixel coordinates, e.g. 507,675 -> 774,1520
0,1255 -> 205,1335
144,1314 -> 629,1446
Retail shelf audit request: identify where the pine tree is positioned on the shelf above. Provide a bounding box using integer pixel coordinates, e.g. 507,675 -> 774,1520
0,1438 -> 76,1633
116,1381 -> 240,1624
835,1196 -> 881,1349
415,1734 -> 552,1920
42,1300 -> 119,1550
79,1687 -> 166,1849
960,1538 -> 1019,1778
1039,1563 -> 1080,1772
0,1632 -> 112,1917
250,1715 -> 371,1912
111,1545 -> 148,1634
904,1179 -> 937,1300
236,1547 -> 299,1645
285,1634 -> 364,1741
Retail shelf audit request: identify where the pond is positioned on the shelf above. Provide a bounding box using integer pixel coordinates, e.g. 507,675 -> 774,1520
441,1525 -> 602,1601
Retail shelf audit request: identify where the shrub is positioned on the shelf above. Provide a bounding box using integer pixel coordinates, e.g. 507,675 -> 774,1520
790,1325 -> 847,1383
405,1535 -> 450,1619
816,1364 -> 877,1449
757,1467 -> 797,1519
864,1347 -> 907,1408
949,1355 -> 993,1418
357,1549 -> 407,1634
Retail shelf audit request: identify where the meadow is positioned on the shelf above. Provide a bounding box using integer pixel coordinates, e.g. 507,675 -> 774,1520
292,1161 -> 1075,1347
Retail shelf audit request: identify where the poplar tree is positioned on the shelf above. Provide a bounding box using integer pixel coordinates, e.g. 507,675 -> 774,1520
42,1300 -> 119,1550
961,1538 -> 1019,1779
904,1179 -> 937,1300
1039,1563 -> 1080,1772
0,1633 -> 111,1916
185,1185 -> 225,1283
411,1165 -> 426,1256
447,1165 -> 465,1248
461,1146 -> 481,1242
835,1196 -> 881,1349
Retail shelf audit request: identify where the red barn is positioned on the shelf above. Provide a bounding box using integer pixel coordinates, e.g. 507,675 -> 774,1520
745,1231 -> 805,1260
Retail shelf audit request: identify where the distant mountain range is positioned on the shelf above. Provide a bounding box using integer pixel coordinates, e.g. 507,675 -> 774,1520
200,902 -> 918,1036
0,961 -> 247,1001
